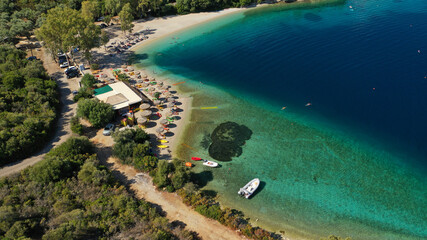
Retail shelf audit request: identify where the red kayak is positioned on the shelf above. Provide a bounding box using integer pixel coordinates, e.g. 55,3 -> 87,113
191,157 -> 202,161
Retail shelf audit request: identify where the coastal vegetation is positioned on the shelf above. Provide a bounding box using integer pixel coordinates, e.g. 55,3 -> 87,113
112,128 -> 191,192
111,128 -> 279,239
0,136 -> 199,239
177,183 -> 279,239
76,98 -> 114,128
2,0 -> 264,46
0,44 -> 58,165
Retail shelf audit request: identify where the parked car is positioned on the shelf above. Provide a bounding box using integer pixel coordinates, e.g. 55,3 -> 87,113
103,123 -> 115,136
64,66 -> 79,78
58,54 -> 68,68
66,70 -> 79,79
64,66 -> 77,74
27,56 -> 37,61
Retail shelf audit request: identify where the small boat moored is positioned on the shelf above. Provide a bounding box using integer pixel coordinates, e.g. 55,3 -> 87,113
202,159 -> 218,168
238,178 -> 260,199
191,157 -> 202,161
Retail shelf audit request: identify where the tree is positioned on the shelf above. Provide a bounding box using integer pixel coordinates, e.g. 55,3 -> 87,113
100,30 -> 109,50
105,0 -> 122,16
81,73 -> 96,88
36,7 -> 81,58
103,15 -> 112,26
76,99 -> 114,128
36,6 -> 101,63
73,87 -> 93,102
153,160 -> 171,188
81,1 -> 98,21
119,3 -> 134,35
77,20 -> 101,63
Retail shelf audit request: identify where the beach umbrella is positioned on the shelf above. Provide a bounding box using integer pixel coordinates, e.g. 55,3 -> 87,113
139,103 -> 151,110
140,109 -> 152,117
160,119 -> 168,125
149,87 -> 155,92
153,100 -> 161,106
167,102 -> 174,108
167,97 -> 175,102
137,117 -> 147,124
158,82 -> 163,86
156,127 -> 164,133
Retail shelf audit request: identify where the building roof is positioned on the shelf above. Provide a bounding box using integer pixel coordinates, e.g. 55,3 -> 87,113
95,81 -> 142,110
94,85 -> 113,96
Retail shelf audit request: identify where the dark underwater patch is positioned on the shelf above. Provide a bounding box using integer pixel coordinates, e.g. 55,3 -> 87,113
208,122 -> 252,162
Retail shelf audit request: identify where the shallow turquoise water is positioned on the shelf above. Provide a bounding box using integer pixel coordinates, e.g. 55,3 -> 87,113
134,0 -> 427,239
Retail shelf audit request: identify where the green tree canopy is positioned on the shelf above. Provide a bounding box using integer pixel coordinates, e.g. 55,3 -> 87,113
76,99 -> 114,128
36,6 -> 101,62
118,3 -> 134,34
81,73 -> 96,88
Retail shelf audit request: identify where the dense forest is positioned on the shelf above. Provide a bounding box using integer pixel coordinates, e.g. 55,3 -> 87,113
0,136 -> 199,239
0,44 -> 58,165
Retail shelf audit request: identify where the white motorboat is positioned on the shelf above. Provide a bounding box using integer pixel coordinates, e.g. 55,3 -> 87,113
238,178 -> 260,199
202,159 -> 218,168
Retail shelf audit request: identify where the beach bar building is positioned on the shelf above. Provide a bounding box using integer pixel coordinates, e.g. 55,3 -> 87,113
94,81 -> 149,115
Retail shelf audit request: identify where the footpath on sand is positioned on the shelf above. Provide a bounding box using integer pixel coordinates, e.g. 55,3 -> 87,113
91,130 -> 245,240
0,48 -> 80,178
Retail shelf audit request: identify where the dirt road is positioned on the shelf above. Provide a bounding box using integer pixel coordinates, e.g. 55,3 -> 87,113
91,131 -> 245,240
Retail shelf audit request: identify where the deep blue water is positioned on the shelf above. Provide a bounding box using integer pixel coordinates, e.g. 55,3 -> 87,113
153,0 -> 427,167
135,0 -> 427,238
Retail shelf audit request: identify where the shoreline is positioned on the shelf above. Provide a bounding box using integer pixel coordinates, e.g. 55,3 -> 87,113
89,2 -> 314,240
93,4 -> 266,158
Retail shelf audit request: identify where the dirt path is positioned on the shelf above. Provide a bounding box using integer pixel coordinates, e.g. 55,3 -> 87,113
0,47 -> 80,178
91,131 -> 245,240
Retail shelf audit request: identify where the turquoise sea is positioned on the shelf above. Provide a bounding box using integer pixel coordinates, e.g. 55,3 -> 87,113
134,0 -> 427,239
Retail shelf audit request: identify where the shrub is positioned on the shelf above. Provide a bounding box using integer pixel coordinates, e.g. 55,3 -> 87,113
113,141 -> 136,164
133,155 -> 158,172
90,63 -> 99,70
195,204 -> 223,221
70,116 -> 83,135
76,99 -> 114,128
73,87 -> 93,102
80,74 -> 96,88
117,73 -> 128,82
112,128 -> 152,163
